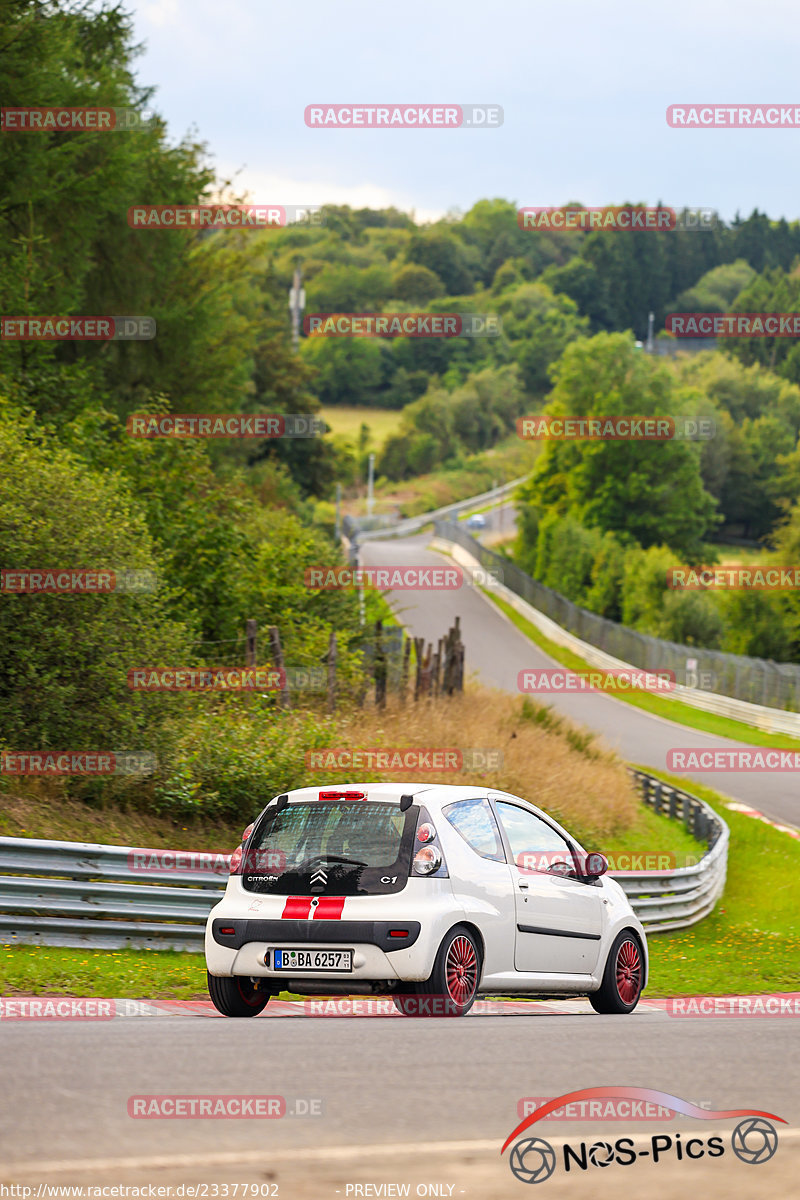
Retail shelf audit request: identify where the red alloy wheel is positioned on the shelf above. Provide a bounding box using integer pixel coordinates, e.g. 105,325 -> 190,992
445,934 -> 478,1005
615,938 -> 642,1005
236,977 -> 267,1007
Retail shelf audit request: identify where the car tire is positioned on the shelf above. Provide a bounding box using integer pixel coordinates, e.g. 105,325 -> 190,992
207,971 -> 271,1017
589,931 -> 644,1014
392,925 -> 482,1017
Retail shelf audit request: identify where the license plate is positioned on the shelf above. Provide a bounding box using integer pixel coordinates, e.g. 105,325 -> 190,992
272,948 -> 353,971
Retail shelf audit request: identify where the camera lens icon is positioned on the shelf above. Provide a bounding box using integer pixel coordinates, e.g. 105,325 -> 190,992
588,1140 -> 615,1167
731,1118 -> 778,1165
508,1137 -> 557,1184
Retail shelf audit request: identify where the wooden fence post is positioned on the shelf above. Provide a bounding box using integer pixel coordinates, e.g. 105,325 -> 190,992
245,619 -> 257,668
327,630 -> 337,714
268,626 -> 291,709
414,636 -> 424,700
402,634 -> 411,701
433,637 -> 443,698
425,641 -> 434,697
374,619 -> 387,709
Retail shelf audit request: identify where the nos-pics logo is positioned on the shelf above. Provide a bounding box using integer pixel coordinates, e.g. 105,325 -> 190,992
502,1087 -> 784,1184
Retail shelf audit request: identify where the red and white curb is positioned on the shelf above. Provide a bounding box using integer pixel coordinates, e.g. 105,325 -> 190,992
725,800 -> 800,839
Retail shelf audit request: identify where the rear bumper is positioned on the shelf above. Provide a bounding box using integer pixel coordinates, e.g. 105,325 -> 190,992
210,917 -> 421,952
205,880 -> 456,981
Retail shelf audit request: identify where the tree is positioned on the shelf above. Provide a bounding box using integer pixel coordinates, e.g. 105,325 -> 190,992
518,333 -> 719,558
495,281 -> 589,396
404,229 -> 477,295
392,264 -> 445,303
0,399 -> 194,750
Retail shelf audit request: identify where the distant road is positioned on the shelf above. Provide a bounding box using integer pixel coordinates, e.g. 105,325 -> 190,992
361,534 -> 799,828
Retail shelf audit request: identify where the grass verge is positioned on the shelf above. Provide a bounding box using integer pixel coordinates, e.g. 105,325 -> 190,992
638,767 -> 800,996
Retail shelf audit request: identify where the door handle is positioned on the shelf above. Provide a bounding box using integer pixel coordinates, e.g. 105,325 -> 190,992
518,881 -> 529,890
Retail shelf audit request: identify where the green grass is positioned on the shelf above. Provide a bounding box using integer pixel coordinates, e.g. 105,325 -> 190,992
484,587 -> 800,752
320,406 -> 403,447
0,945 -> 210,999
639,768 -> 800,996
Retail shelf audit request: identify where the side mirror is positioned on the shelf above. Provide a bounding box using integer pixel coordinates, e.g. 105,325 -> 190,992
584,852 -> 608,879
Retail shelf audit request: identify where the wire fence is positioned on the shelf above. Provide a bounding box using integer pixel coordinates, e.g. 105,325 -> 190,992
437,520 -> 800,711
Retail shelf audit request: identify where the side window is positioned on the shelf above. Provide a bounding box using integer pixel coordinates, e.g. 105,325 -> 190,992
443,798 -> 506,862
494,801 -> 575,874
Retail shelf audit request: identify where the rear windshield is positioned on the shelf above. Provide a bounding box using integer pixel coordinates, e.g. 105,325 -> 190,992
243,800 -> 416,895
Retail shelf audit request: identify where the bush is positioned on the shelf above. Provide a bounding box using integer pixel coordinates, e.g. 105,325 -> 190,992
152,705 -> 334,824
0,403 -> 195,750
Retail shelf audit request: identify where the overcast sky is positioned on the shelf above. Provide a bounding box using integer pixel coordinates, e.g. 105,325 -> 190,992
128,0 -> 800,224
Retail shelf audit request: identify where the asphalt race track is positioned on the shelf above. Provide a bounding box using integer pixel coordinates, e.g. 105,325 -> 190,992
361,534 -> 800,828
0,1002 -> 797,1196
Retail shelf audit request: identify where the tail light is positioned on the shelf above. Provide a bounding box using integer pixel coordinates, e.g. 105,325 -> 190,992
413,845 -> 442,875
242,823 -> 255,842
229,844 -> 244,874
411,807 -> 448,878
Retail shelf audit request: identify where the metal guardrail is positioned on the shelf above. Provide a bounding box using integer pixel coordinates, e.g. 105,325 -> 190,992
0,774 -> 727,950
435,518 -> 800,718
623,770 -> 729,933
342,475 -> 529,548
0,840 -> 225,952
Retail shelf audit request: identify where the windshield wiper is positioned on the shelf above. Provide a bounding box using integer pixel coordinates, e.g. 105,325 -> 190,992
292,852 -> 369,871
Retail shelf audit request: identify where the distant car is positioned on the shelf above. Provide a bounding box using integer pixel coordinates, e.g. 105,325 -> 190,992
205,784 -> 647,1017
465,513 -> 486,530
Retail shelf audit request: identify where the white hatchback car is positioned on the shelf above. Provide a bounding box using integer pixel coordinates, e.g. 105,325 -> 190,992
205,783 -> 647,1017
